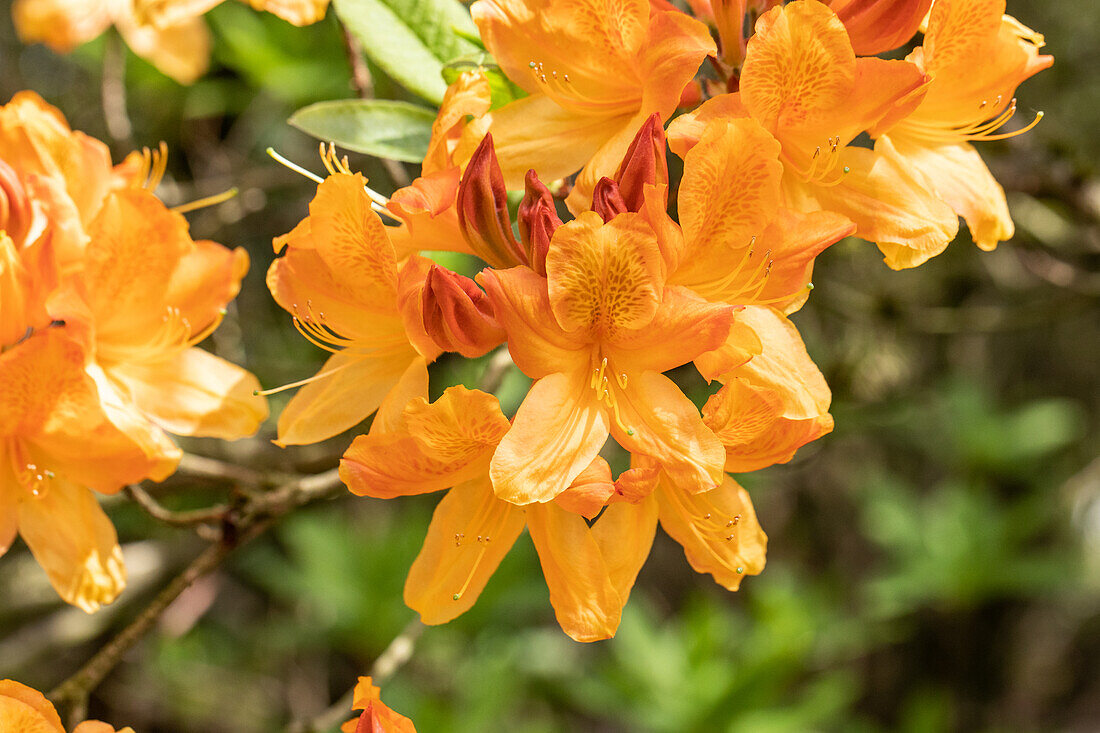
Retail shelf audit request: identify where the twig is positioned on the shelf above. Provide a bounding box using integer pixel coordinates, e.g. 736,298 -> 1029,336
101,32 -> 133,147
124,484 -> 228,528
339,21 -> 411,190
177,452 -> 268,487
48,469 -> 346,725
479,347 -> 515,394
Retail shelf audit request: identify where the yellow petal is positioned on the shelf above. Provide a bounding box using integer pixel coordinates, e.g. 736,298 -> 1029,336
17,477 -> 126,612
115,8 -> 211,85
613,370 -> 726,494
404,477 -> 525,624
247,0 -> 328,25
105,347 -> 267,439
656,474 -> 766,590
0,679 -> 65,733
590,494 -> 658,605
526,502 -> 624,642
275,348 -> 419,446
490,369 -> 609,505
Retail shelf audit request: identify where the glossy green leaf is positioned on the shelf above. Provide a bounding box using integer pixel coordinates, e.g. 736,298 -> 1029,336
332,0 -> 479,104
289,99 -> 436,162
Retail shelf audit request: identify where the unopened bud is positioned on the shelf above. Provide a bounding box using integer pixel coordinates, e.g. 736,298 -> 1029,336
456,134 -> 525,269
591,178 -> 629,223
613,113 -> 668,213
421,264 -> 506,358
517,169 -> 561,276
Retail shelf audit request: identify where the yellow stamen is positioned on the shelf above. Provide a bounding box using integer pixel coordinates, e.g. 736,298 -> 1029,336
253,358 -> 358,396
528,61 -> 635,114
901,97 -> 1044,144
590,356 -> 633,436
266,146 -> 400,222
171,187 -> 238,214
451,498 -> 510,602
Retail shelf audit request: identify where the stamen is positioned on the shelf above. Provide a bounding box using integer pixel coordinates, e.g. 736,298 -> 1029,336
900,98 -> 1044,143
131,141 -> 170,191
267,146 -> 400,222
254,357 -> 358,396
590,356 -> 634,436
171,187 -> 239,214
267,147 -> 323,184
527,60 -> 633,113
452,499 -> 510,602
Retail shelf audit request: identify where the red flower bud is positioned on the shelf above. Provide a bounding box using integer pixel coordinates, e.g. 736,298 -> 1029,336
456,134 -> 525,269
591,177 -> 628,223
613,114 -> 668,213
421,264 -> 506,358
517,169 -> 561,276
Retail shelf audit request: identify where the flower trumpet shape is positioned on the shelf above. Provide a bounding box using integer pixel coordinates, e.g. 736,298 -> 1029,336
478,211 -> 733,505
266,171 -> 441,445
341,386 -> 658,642
465,0 -> 715,210
872,0 -> 1053,253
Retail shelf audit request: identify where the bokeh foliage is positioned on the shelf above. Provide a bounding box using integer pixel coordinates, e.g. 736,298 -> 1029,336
0,2 -> 1098,731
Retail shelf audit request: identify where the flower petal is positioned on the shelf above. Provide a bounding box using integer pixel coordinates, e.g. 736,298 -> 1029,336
404,477 -> 525,624
656,474 -> 766,590
491,369 -> 609,505
18,477 -> 126,612
105,347 -> 267,439
0,679 -> 65,733
526,502 -> 624,642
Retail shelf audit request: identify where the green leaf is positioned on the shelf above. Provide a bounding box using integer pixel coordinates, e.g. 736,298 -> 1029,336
289,99 -> 436,163
333,0 -> 479,104
442,55 -> 528,110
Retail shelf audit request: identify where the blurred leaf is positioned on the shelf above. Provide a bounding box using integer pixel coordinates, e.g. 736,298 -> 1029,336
289,99 -> 436,162
333,0 -> 479,104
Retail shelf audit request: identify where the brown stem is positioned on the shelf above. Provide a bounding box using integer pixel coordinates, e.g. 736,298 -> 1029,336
101,32 -> 133,147
125,484 -> 228,528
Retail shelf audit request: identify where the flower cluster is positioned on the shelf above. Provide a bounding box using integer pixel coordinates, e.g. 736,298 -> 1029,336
262,0 -> 1050,641
0,93 -> 266,612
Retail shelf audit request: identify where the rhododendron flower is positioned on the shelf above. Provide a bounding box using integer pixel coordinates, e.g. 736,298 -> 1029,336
872,0 -> 1052,252
671,0 -> 961,269
341,386 -> 656,642
478,211 -> 733,505
12,0 -> 328,84
0,326 -> 176,611
824,0 -> 932,55
464,0 -> 715,209
0,679 -> 134,732
341,676 -> 416,733
265,168 -> 440,445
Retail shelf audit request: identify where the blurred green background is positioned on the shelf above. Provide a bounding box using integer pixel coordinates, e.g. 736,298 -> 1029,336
1,2 -> 1098,731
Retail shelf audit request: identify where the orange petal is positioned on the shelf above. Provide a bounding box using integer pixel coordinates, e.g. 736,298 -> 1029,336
0,231 -> 56,347
740,0 -> 855,136
0,680 -> 65,733
611,286 -> 735,374
84,189 -> 192,345
526,502 -> 624,642
546,211 -> 664,338
613,370 -> 726,494
638,9 -> 716,119
369,353 -> 430,437
342,386 -> 508,498
590,493 -> 658,604
490,369 -> 609,505
275,349 -> 421,446
164,239 -> 249,338
105,347 -> 267,440
657,474 -> 766,590
17,477 -> 126,612
423,69 -> 492,175
477,266 -> 587,379
248,0 -> 328,25
826,0 -> 932,55
666,93 -> 748,158
677,118 -> 783,266
12,0 -> 113,52
404,477 -> 525,624
887,139 -> 1012,251
115,7 -> 211,85
792,142 -> 958,270
553,456 -> 615,519
693,310 -> 763,382
702,306 -> 833,472
460,94 -> 634,189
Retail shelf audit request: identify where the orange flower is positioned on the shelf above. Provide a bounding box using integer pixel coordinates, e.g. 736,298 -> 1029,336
872,0 -> 1052,253
464,0 -> 714,210
266,169 -> 440,445
670,0 -> 960,269
823,0 -> 932,55
341,386 -> 656,642
69,187 -> 268,447
12,0 -> 212,84
0,679 -> 134,732
0,326 -> 175,611
478,211 -> 734,505
340,677 -> 416,733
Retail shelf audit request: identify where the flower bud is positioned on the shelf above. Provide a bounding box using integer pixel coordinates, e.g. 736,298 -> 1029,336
456,134 -> 525,269
591,177 -> 628,223
517,169 -> 561,276
421,264 -> 506,358
613,114 -> 668,213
